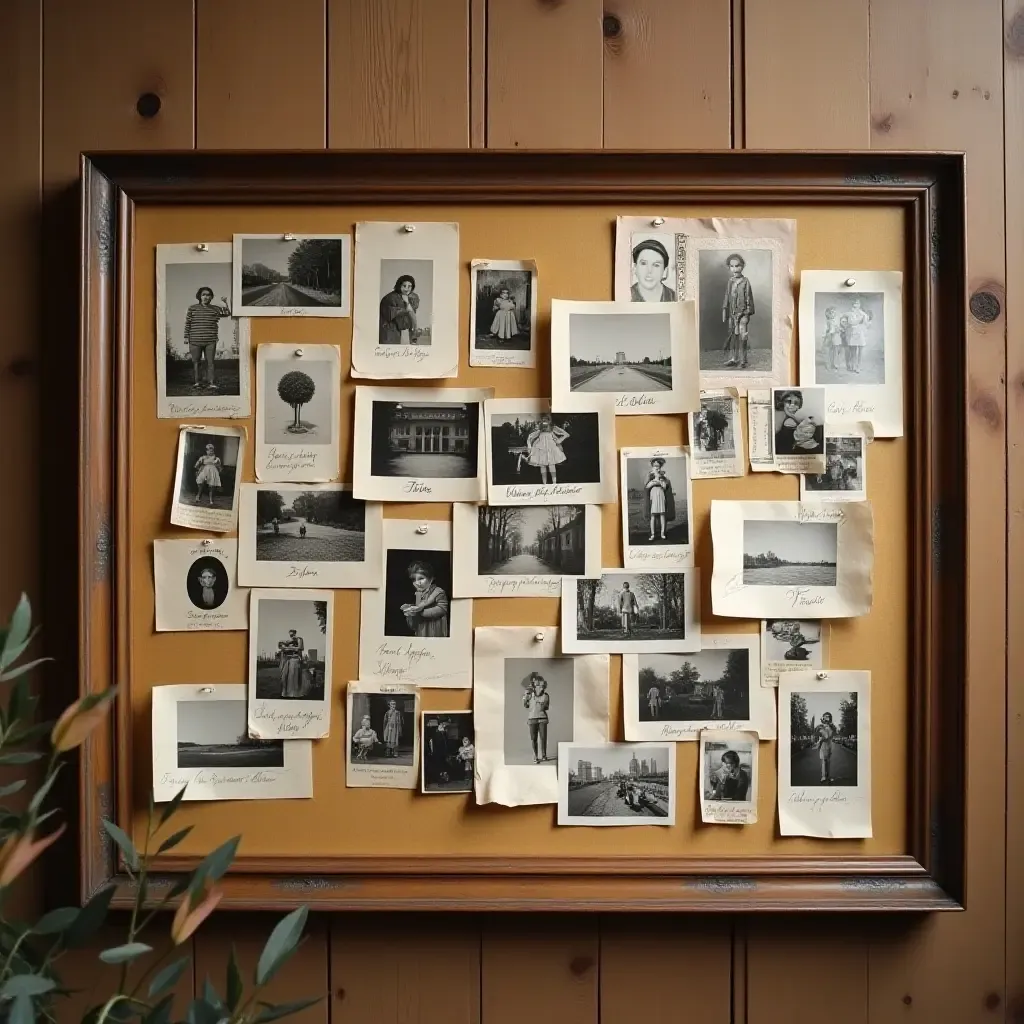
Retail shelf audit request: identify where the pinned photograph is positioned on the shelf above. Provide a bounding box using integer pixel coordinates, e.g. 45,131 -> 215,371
778,671 -> 872,838
469,259 -> 538,368
557,743 -> 675,826
452,502 -> 601,598
484,396 -> 617,506
620,447 -> 693,569
614,217 -> 795,393
346,680 -> 420,790
474,627 -> 609,807
689,390 -> 745,479
561,569 -> 701,654
710,500 -> 874,618
359,519 -> 472,689
247,590 -> 334,740
799,270 -> 904,436
153,538 -> 249,632
761,619 -> 829,687
422,710 -> 475,794
152,684 -> 312,802
352,221 -> 460,379
232,233 -> 351,316
169,425 -> 245,533
771,387 -> 826,474
800,433 -> 868,502
352,386 -> 491,503
155,243 -> 250,419
255,343 -> 341,483
622,634 -> 775,741
699,730 -> 758,824
550,299 -> 698,415
237,483 -> 382,589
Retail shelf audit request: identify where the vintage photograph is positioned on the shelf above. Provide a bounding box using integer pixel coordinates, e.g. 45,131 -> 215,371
422,711 -> 475,793
473,627 -> 609,807
636,649 -> 751,724
812,292 -> 884,385
469,260 -> 537,366
178,699 -> 283,769
689,390 -> 745,479
697,247 -> 774,372
762,619 -> 826,675
169,426 -> 244,533
626,233 -> 678,302
379,258 -> 433,344
346,681 -> 420,789
743,519 -> 838,587
185,553 -> 229,611
155,243 -> 250,418
801,434 -> 867,501
772,387 -> 826,467
153,539 -> 249,632
233,234 -> 350,316
700,729 -> 758,824
788,689 -> 859,787
557,743 -> 675,826
383,547 -> 453,640
621,448 -> 692,568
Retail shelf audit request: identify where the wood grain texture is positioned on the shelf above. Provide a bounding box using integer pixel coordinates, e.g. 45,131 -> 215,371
196,0 -> 326,149
470,0 -> 486,146
867,1 -> 1007,1019
603,0 -> 732,148
330,916 -> 480,1024
487,0 -> 603,148
328,0 -> 469,147
744,0 -> 870,148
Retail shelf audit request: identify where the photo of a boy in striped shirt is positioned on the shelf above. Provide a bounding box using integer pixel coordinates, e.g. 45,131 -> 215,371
185,286 -> 232,391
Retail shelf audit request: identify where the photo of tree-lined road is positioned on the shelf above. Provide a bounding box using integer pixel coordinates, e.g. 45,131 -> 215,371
568,311 -> 673,392
789,690 -> 859,787
240,237 -> 345,308
254,489 -> 365,563
477,505 -> 585,576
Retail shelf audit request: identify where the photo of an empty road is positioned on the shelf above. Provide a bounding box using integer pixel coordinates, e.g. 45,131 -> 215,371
239,237 -> 344,309
569,311 -> 673,393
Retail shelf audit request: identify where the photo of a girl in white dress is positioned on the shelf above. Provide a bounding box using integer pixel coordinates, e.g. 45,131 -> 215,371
176,431 -> 240,512
526,414 -> 568,484
471,266 -> 533,352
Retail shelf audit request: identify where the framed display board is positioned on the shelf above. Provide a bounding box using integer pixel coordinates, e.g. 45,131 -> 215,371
77,151 -> 966,912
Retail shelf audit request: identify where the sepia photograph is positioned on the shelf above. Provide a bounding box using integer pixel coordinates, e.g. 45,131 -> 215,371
503,656 -> 575,766
346,681 -> 420,789
422,711 -> 475,793
788,689 -> 859,787
250,594 -> 331,702
636,649 -> 750,724
812,291 -> 885,385
627,233 -> 678,302
621,449 -> 691,562
383,547 -> 453,640
379,258 -> 433,345
801,435 -> 867,500
557,743 -> 675,826
233,234 -> 350,316
469,261 -> 536,359
743,519 -> 838,587
153,539 -> 249,632
177,699 -> 283,769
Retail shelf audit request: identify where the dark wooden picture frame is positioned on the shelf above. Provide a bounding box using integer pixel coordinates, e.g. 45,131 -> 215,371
77,151 -> 966,912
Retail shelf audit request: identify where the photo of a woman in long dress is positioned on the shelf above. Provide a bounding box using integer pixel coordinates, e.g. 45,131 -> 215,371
489,288 -> 519,341
526,414 -> 569,485
399,560 -> 450,638
194,443 -> 223,506
277,628 -> 306,698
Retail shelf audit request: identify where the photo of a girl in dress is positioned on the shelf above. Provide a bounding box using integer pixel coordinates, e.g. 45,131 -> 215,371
625,456 -> 689,547
176,432 -> 240,512
384,550 -> 454,640
490,411 -> 603,486
644,458 -> 675,542
194,443 -> 223,506
526,414 -> 568,484
813,291 -> 885,385
185,555 -> 229,611
773,390 -> 824,456
472,268 -> 532,351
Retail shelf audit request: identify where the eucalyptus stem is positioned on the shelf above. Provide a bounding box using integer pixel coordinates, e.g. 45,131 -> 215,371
126,942 -> 174,1002
118,803 -> 154,992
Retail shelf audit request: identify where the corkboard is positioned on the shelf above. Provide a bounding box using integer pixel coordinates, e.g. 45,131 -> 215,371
126,202 -> 906,862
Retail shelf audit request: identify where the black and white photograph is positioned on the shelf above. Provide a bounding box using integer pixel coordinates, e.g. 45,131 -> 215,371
778,670 -> 871,837
247,589 -> 334,740
557,743 -> 675,826
699,729 -> 759,824
352,221 -> 459,379
711,500 -> 874,618
452,503 -> 601,598
359,520 -> 473,689
232,233 -> 351,316
346,681 -> 420,789
155,243 -> 250,418
238,483 -> 382,589
626,232 -> 678,303
620,447 -> 693,568
353,386 -> 491,503
153,539 -> 249,632
770,386 -> 827,473
688,390 -> 745,479
151,684 -> 312,802
484,397 -> 617,506
255,344 -> 341,483
761,619 -> 827,687
169,425 -> 245,533
473,627 -> 610,807
550,299 -> 699,415
622,634 -> 774,741
421,711 -> 475,794
799,270 -> 904,437
801,434 -> 867,502
469,260 -> 538,367
697,247 -> 774,372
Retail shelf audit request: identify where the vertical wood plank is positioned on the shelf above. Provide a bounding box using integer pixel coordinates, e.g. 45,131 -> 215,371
603,0 -> 732,148
196,0 -> 326,149
744,0 -> 870,148
470,0 -> 486,146
867,1 -> 1007,1018
327,0 -> 469,148
486,0 -> 603,149
331,916 -> 480,1024
480,918 -> 596,1024
600,917 -> 732,1024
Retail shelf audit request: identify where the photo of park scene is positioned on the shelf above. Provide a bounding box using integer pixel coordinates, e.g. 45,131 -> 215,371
254,489 -> 365,563
477,505 -> 586,576
568,311 -> 673,393
575,572 -> 688,642
240,236 -> 345,309
789,690 -> 859,787
742,520 -> 838,586
176,699 -> 284,769
637,650 -> 750,723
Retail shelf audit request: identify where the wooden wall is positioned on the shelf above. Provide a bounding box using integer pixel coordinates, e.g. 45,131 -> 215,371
0,0 -> 1016,1019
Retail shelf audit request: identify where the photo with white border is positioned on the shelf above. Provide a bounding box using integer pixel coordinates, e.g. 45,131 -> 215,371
689,389 -> 745,479
770,387 -> 827,475
699,729 -> 759,824
800,431 -> 869,502
346,680 -> 420,789
421,710 -> 475,794
760,619 -> 829,688
169,425 -> 245,533
469,259 -> 538,368
619,446 -> 694,569
153,538 -> 248,632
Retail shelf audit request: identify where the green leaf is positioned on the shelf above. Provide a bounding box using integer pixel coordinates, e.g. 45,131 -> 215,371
189,835 -> 240,894
27,765 -> 63,816
64,885 -> 115,948
144,995 -> 174,1024
255,906 -> 308,987
1,974 -> 56,998
0,752 -> 45,766
9,992 -> 33,1024
0,657 -> 51,684
185,997 -> 222,1024
156,826 -> 193,855
157,785 -> 189,829
101,820 -> 140,872
252,997 -> 323,1023
226,945 -> 243,1013
0,780 -> 27,798
98,942 -> 153,965
1,596 -> 32,670
148,956 -> 190,999
32,906 -> 79,935
6,675 -> 32,725
202,977 -> 223,1012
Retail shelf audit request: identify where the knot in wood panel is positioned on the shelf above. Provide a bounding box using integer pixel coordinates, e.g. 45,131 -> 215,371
136,92 -> 162,119
969,290 -> 1001,323
1007,9 -> 1024,58
602,13 -> 622,38
569,954 -> 594,976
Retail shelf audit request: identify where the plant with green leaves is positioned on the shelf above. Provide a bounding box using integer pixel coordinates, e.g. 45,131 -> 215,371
0,595 -> 320,1024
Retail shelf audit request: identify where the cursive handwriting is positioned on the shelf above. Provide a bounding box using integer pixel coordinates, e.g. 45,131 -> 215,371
615,394 -> 657,409
797,505 -> 846,524
506,484 -> 584,498
786,587 -> 827,608
265,447 -> 319,472
376,641 -> 432,669
160,769 -> 285,786
286,565 -> 318,579
167,400 -> 242,417
404,480 -> 433,495
661,720 -> 745,739
788,789 -> 849,811
486,576 -> 559,595
374,345 -> 430,362
253,704 -> 324,734
627,546 -> 688,563
828,400 -> 875,416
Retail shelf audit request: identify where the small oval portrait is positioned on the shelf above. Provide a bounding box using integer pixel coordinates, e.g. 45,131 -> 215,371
186,555 -> 229,611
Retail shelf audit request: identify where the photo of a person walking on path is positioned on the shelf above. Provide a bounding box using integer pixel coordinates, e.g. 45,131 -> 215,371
617,581 -> 640,637
789,690 -> 858,787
